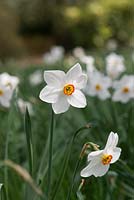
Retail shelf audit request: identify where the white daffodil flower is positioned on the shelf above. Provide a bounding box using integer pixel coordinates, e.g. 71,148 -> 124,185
85,71 -> 112,100
0,83 -> 13,107
81,132 -> 121,177
106,53 -> 125,79
80,55 -> 94,66
72,47 -> 85,59
112,75 -> 134,103
43,46 -> 64,65
0,72 -> 19,90
50,46 -> 64,60
39,63 -> 87,114
29,70 -> 43,86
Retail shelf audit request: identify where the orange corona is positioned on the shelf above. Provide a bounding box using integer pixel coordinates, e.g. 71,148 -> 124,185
102,154 -> 113,165
0,89 -> 3,96
63,84 -> 75,95
122,87 -> 129,93
95,84 -> 102,91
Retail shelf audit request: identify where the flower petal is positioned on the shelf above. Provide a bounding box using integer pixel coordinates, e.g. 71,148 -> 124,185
75,74 -> 87,89
104,132 -> 119,151
92,163 -> 110,177
66,63 -> 82,83
88,150 -> 103,161
52,95 -> 70,114
44,70 -> 65,87
67,89 -> 87,108
39,86 -> 60,103
110,147 -> 121,163
80,158 -> 100,177
98,90 -> 111,100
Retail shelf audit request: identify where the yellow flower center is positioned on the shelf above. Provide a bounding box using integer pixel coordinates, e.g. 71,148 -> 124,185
63,84 -> 75,95
122,87 -> 129,93
0,89 -> 4,96
95,84 -> 102,91
102,154 -> 113,165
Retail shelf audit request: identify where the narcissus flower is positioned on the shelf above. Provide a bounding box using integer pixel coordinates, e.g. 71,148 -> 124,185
0,83 -> 13,107
43,46 -> 64,65
106,53 -> 125,79
29,70 -> 43,86
72,47 -> 85,59
39,63 -> 87,114
85,71 -> 112,100
0,72 -> 19,90
81,132 -> 121,177
112,75 -> 134,103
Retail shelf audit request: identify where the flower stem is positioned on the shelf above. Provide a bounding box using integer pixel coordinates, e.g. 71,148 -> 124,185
66,143 -> 91,200
66,158 -> 81,200
47,109 -> 55,200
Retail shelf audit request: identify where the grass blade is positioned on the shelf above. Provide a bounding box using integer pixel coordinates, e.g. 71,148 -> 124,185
24,107 -> 34,176
52,123 -> 92,200
0,184 -> 7,200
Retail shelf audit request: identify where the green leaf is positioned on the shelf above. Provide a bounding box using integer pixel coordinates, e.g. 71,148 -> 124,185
52,123 -> 92,200
0,184 -> 7,200
24,107 -> 34,176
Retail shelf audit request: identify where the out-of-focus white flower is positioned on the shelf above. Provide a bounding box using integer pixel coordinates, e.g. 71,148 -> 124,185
39,63 -> 87,114
80,55 -> 94,66
50,46 -> 64,60
0,72 -> 19,90
43,46 -> 64,65
72,47 -> 85,59
29,70 -> 43,86
17,98 -> 34,115
112,75 -> 134,103
81,132 -> 121,177
85,71 -> 112,100
0,83 -> 13,108
106,53 -> 125,79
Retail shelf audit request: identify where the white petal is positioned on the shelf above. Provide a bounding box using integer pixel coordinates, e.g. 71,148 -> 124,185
74,74 -> 87,89
67,89 -> 87,108
44,70 -> 65,87
98,90 -> 111,100
66,63 -> 82,82
0,98 -> 10,107
88,150 -> 103,161
52,95 -> 70,114
104,132 -> 118,151
80,158 -> 100,177
93,163 -> 110,177
112,90 -> 122,101
39,86 -> 60,103
110,147 -> 121,163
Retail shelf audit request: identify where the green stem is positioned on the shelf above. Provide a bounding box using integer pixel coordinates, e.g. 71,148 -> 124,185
66,158 -> 81,200
4,130 -> 9,200
47,109 -> 55,200
66,142 -> 92,200
52,124 -> 92,200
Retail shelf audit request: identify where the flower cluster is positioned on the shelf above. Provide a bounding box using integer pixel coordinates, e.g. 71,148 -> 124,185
72,50 -> 134,103
0,72 -> 19,108
39,52 -> 134,113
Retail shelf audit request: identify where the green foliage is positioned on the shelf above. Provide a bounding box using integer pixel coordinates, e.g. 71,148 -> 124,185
17,0 -> 133,49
